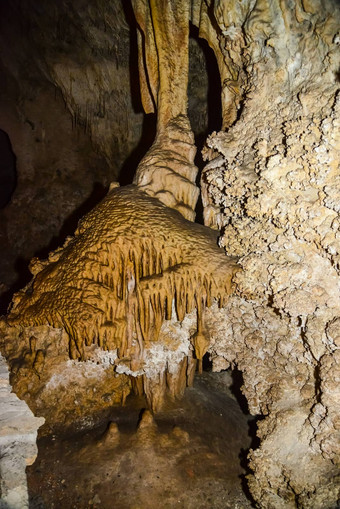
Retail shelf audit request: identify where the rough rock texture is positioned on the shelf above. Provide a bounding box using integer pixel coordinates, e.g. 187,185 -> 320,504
0,0 -> 144,170
133,115 -> 200,221
0,0 -> 212,302
0,1 -> 339,507
1,185 -> 238,425
199,0 -> 340,506
0,0 -> 137,300
0,354 -> 44,508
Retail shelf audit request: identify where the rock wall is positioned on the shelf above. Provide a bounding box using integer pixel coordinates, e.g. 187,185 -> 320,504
0,0 -> 211,307
0,354 -> 44,508
0,0 -> 144,170
200,0 -> 340,506
0,0 -> 140,304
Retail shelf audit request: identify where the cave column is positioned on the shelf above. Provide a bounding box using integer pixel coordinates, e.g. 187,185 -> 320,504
132,0 -> 199,221
148,0 -> 190,129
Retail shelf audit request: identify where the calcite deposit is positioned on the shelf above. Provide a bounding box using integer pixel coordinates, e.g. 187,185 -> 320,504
0,354 -> 44,509
1,185 -> 238,423
132,0 -> 199,219
198,0 -> 340,507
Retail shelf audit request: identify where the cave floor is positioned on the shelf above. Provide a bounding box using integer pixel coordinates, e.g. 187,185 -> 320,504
27,371 -> 254,509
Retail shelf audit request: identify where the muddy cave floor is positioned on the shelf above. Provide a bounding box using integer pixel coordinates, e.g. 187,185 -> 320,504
27,371 -> 255,509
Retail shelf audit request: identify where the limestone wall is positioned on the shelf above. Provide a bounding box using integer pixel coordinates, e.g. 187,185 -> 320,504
201,0 -> 340,506
0,1 -> 339,507
0,354 -> 44,508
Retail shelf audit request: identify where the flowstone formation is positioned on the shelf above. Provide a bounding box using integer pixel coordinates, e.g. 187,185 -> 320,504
1,186 -> 238,425
132,0 -> 200,219
198,0 -> 340,507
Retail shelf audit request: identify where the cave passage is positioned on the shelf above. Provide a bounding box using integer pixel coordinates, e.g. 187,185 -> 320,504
0,129 -> 16,209
188,24 -> 222,163
189,24 -> 222,224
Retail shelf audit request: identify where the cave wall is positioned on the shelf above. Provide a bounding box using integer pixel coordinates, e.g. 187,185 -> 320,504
200,1 -> 340,506
0,0 -> 142,304
0,0 -> 144,170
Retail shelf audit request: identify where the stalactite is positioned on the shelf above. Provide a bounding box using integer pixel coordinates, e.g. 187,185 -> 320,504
7,185 -> 239,409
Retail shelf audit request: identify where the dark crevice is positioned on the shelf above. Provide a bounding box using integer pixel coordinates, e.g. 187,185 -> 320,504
230,368 -> 250,415
189,24 -> 221,224
267,294 -> 282,317
0,129 -> 17,209
313,364 -> 322,404
202,351 -> 213,371
119,1 -> 157,185
119,113 -> 157,186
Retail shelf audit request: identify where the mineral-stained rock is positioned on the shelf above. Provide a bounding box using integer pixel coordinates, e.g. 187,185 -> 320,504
0,185 -> 238,426
1,0 -> 339,506
132,0 -> 199,219
133,114 -> 200,221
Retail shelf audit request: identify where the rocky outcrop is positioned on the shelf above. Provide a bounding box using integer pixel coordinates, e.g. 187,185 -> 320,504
0,354 -> 44,508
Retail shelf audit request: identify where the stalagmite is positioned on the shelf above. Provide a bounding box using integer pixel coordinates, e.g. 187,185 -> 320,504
1,0 -> 338,507
132,0 -> 199,220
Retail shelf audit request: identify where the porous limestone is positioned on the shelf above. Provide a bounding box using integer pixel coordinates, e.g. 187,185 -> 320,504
199,0 -> 340,506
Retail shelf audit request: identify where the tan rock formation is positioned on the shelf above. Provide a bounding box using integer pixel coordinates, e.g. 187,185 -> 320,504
131,0 -> 249,219
132,0 -> 199,219
1,185 -> 238,424
0,0 -> 339,507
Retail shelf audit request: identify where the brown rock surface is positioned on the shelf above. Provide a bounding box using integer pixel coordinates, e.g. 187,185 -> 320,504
1,185 -> 238,426
0,1 -> 339,507
26,372 -> 253,509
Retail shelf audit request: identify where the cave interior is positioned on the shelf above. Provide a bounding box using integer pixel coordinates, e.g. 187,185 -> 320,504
0,1 -> 339,509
